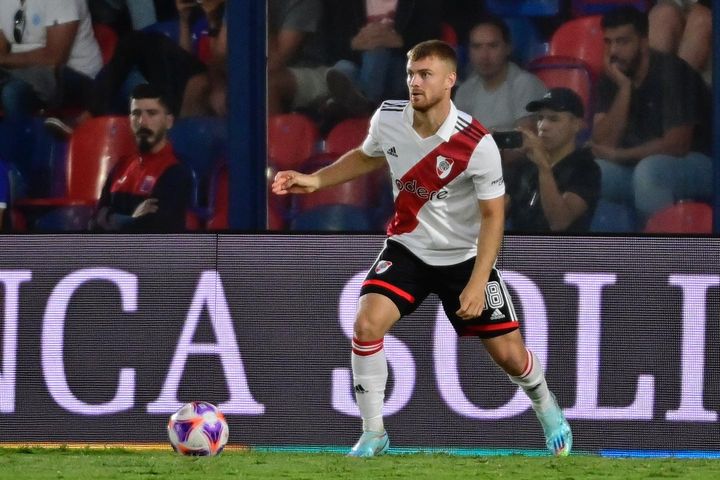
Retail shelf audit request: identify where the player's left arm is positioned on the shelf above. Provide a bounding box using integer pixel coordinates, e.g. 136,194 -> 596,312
456,196 -> 505,320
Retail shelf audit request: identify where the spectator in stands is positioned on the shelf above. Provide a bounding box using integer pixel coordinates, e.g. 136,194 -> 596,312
178,0 -> 227,117
267,0 -> 329,115
46,0 -> 219,135
649,0 -> 712,84
0,0 -> 102,120
590,6 -> 712,223
505,88 -> 600,233
322,0 -> 443,114
92,83 -> 192,233
454,15 -> 546,132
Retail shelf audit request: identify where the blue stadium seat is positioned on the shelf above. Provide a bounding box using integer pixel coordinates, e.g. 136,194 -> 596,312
168,117 -> 227,207
590,199 -> 637,233
571,0 -> 650,17
504,17 -> 547,65
142,20 -> 179,42
0,118 -> 67,198
33,206 -> 95,232
290,204 -> 375,232
486,0 -> 560,16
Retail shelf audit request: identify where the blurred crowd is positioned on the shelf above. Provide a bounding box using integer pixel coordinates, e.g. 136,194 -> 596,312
0,0 -> 713,234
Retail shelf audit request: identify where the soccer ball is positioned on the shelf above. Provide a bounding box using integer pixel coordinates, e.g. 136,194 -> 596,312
167,401 -> 229,456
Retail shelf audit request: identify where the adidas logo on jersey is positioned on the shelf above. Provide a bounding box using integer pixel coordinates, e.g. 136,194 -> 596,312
386,146 -> 398,157
490,309 -> 505,320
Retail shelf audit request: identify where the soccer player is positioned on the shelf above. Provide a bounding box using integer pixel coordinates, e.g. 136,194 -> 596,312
271,40 -> 572,457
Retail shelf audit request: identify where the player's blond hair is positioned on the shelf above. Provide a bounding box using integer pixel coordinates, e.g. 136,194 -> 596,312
407,40 -> 458,73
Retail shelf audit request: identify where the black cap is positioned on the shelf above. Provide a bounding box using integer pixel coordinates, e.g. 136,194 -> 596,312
526,87 -> 584,118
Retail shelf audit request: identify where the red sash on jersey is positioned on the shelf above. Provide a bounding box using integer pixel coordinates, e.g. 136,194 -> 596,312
388,119 -> 487,236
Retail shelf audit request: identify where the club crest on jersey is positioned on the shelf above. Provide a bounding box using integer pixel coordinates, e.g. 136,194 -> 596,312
139,175 -> 155,194
436,156 -> 454,179
375,260 -> 392,274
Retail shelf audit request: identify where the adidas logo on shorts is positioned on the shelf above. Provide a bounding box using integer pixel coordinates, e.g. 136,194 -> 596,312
490,309 -> 505,321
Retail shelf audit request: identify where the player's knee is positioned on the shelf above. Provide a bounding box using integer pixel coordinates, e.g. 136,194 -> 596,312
353,313 -> 386,342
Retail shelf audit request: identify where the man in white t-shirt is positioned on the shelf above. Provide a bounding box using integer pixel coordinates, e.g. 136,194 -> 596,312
454,15 -> 546,132
0,0 -> 102,119
272,40 -> 572,458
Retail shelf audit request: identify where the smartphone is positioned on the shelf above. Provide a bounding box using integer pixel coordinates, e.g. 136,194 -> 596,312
492,130 -> 523,149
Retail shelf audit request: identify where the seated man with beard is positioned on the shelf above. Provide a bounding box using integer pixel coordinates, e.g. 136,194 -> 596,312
92,83 -> 193,232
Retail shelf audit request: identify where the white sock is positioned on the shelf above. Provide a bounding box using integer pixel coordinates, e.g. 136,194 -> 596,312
509,349 -> 554,412
351,337 -> 387,433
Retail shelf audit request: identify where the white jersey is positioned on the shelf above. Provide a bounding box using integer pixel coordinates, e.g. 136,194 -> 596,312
361,100 -> 504,266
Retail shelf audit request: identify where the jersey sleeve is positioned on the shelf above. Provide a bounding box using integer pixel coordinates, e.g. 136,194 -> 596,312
468,134 -> 505,200
45,0 -> 81,26
360,107 -> 386,157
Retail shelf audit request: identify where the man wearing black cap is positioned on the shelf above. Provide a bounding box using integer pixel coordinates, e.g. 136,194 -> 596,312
505,87 -> 601,232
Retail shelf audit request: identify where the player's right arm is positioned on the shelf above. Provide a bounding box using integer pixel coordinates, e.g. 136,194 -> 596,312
271,148 -> 385,195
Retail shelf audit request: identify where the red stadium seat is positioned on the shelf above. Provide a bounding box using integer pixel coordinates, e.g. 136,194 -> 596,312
527,55 -> 594,122
292,153 -> 374,213
548,15 -> 604,78
207,163 -> 229,230
268,113 -> 320,171
325,117 -> 370,156
93,23 -> 118,65
14,116 -> 135,209
644,202 -> 712,234
440,22 -> 458,48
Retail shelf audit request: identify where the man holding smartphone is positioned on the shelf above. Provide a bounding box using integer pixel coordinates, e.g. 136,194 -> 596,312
505,88 -> 601,233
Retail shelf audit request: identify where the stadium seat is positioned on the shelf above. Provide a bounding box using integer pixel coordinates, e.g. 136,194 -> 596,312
644,202 -> 712,234
12,116 -> 136,230
505,16 -> 548,65
571,0 -> 650,16
440,22 -> 458,48
485,0 -> 560,16
142,20 -> 179,42
590,199 -> 637,232
325,117 -> 370,156
290,153 -> 393,231
548,16 -> 604,78
93,23 -> 118,64
290,204 -> 375,232
169,116 -> 227,196
527,55 -> 595,124
291,153 -> 372,213
206,162 -> 229,230
0,117 -> 67,198
268,113 -> 320,171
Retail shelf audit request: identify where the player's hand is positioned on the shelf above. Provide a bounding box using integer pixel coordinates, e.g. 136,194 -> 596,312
132,198 -> 159,217
456,281 -> 487,320
271,170 -> 320,195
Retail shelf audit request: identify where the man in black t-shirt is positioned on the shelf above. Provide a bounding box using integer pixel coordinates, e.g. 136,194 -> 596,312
590,6 -> 712,223
506,88 -> 600,233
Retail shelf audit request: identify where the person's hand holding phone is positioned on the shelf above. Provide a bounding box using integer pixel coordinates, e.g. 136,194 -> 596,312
492,130 -> 523,149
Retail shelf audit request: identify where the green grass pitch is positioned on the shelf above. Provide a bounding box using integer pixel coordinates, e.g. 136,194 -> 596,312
1,447 -> 720,480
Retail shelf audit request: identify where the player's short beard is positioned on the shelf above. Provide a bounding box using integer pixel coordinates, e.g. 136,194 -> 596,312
412,95 -> 441,113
